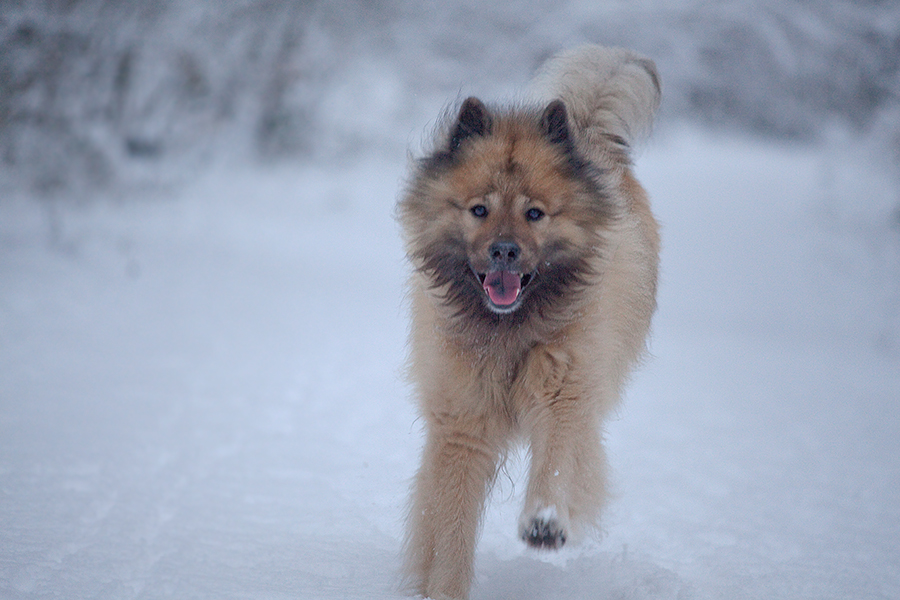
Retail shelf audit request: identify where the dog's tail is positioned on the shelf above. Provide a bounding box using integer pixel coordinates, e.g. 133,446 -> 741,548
532,44 -> 661,148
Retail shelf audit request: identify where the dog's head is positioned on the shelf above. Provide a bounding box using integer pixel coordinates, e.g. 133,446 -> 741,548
401,97 -> 616,323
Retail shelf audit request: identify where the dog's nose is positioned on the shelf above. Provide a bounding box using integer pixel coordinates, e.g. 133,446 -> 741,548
489,241 -> 520,265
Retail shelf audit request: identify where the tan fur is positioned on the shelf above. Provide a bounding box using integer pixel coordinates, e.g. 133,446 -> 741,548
399,45 -> 660,600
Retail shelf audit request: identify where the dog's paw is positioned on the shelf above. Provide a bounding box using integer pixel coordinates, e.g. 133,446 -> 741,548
521,514 -> 567,550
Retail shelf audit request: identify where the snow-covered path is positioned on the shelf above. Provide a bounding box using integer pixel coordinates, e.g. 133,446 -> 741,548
1,131 -> 898,599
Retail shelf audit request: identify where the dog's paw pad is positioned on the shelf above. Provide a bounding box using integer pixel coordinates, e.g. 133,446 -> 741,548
521,517 -> 566,550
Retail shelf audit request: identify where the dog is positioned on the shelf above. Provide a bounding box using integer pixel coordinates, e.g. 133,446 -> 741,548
397,44 -> 661,600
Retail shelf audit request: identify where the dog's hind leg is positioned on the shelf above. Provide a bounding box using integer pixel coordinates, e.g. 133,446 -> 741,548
404,419 -> 503,600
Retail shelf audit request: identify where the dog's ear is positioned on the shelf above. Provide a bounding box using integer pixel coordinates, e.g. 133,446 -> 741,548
450,97 -> 491,152
540,100 -> 573,150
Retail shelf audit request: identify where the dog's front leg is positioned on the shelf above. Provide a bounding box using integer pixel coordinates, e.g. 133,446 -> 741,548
515,347 -> 607,550
405,417 -> 501,600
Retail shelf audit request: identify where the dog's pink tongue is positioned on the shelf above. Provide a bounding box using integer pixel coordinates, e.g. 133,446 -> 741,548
483,271 -> 521,306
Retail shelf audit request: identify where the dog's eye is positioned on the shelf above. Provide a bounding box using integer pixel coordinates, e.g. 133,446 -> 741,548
470,205 -> 488,218
525,207 -> 545,221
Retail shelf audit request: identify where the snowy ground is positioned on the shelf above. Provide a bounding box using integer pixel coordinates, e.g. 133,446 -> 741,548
1,128 -> 898,599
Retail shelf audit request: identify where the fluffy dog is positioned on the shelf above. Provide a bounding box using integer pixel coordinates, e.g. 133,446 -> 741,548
398,44 -> 661,600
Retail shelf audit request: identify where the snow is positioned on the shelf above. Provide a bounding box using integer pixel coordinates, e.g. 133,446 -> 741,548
2,123 -> 898,599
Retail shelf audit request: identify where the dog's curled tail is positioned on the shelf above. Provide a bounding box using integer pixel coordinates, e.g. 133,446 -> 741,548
532,45 -> 661,148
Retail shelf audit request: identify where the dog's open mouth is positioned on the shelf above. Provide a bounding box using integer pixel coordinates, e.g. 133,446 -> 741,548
476,271 -> 534,311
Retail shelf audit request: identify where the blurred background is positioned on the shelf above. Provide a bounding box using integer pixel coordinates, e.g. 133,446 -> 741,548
2,0 -> 899,197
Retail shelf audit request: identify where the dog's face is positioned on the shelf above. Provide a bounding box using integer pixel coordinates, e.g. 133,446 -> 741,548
457,189 -> 544,314
402,98 -> 616,322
